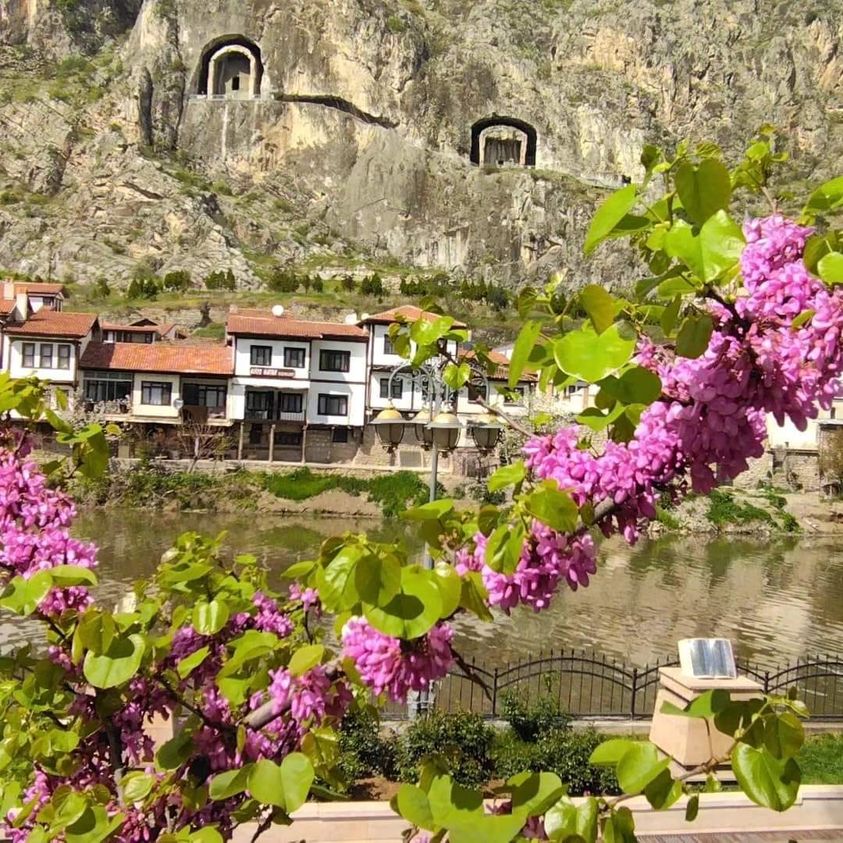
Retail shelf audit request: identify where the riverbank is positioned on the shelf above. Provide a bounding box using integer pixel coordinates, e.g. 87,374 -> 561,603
69,459 -> 843,534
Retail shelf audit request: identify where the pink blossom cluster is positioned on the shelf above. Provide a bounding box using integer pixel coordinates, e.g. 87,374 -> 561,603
517,214 -> 843,596
341,617 -> 454,700
455,528 -> 597,614
0,444 -> 97,617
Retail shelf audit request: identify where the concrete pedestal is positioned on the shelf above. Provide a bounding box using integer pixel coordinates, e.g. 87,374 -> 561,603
649,667 -> 763,772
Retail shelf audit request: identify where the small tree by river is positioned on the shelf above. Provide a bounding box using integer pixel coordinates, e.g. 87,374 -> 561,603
0,133 -> 840,841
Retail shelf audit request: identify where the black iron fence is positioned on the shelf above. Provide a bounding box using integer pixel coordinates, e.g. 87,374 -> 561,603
384,651 -> 843,721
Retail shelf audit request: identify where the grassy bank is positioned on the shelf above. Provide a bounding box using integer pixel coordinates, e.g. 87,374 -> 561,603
73,462 -> 435,517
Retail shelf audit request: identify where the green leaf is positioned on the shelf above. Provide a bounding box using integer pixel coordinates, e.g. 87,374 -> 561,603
459,572 -> 493,622
66,805 -> 123,843
83,633 -> 145,689
509,321 -> 542,387
402,499 -> 454,521
122,772 -> 155,804
589,739 -> 638,767
0,571 -> 53,616
288,644 -> 325,677
600,367 -> 662,406
523,482 -> 579,533
192,599 -> 230,635
177,645 -> 210,679
209,766 -> 251,801
364,565 -> 443,639
248,759 -> 286,808
484,521 -> 526,575
279,752 -> 314,813
764,711 -> 804,759
616,743 -> 670,795
643,769 -> 682,810
432,563 -> 462,617
508,771 -> 565,817
731,744 -> 800,812
488,461 -> 526,492
661,296 -> 682,337
660,688 -> 731,719
818,252 -> 843,285
281,560 -> 316,580
665,212 -> 745,282
676,313 -> 713,359
394,784 -> 435,831
317,546 -> 364,611
792,309 -> 815,329
584,185 -> 638,255
675,158 -> 732,225
685,793 -> 699,822
554,324 -> 636,384
355,551 -> 401,607
156,729 -> 194,771
580,285 -> 616,334
804,175 -> 843,216
443,362 -> 471,391
48,566 -> 98,587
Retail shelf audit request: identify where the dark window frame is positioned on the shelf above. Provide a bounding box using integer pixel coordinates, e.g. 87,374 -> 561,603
183,383 -> 228,408
383,334 -> 395,355
277,393 -> 304,414
379,377 -> 403,400
250,345 -> 273,367
319,349 -> 350,373
140,381 -> 173,406
21,342 -> 36,368
317,394 -> 348,416
245,391 -> 274,418
332,427 -> 349,444
283,347 -> 306,369
39,343 -> 53,369
84,378 -> 132,404
274,430 -> 303,447
56,344 -> 71,370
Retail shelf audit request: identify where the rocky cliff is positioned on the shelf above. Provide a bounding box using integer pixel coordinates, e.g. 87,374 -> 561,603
0,0 -> 840,291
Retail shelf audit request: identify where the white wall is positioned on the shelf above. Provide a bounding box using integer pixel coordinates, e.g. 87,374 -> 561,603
456,381 -> 531,417
233,337 -> 310,379
132,373 -> 180,419
308,382 -> 366,426
369,372 -> 416,412
8,338 -> 77,383
310,340 -> 367,384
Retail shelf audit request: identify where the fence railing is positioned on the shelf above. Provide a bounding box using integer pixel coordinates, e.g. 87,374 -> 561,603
383,651 -> 843,721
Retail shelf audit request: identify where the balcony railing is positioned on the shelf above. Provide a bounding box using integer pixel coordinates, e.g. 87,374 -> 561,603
245,410 -> 306,423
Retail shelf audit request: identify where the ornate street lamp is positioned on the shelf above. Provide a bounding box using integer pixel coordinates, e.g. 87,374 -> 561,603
371,403 -> 405,452
410,405 -> 434,449
426,410 -> 462,453
469,412 -> 504,454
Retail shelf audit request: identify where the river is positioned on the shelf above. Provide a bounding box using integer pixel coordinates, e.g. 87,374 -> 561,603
56,509 -> 843,669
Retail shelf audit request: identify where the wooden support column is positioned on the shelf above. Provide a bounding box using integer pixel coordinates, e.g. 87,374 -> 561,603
237,422 -> 244,461
301,425 -> 308,464
268,424 -> 276,463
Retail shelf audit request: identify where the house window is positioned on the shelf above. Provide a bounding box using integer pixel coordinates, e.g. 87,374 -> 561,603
250,345 -> 272,366
318,394 -> 348,416
284,347 -> 305,368
245,391 -> 274,419
57,344 -> 71,370
84,373 -> 132,404
467,381 -> 488,403
141,381 -> 173,406
504,387 -> 526,406
277,393 -> 303,414
383,334 -> 395,355
39,344 -> 53,368
231,76 -> 241,92
379,378 -> 403,399
319,349 -> 350,373
21,343 -> 35,368
332,427 -> 349,443
249,423 -> 263,445
274,430 -> 303,447
183,383 -> 227,408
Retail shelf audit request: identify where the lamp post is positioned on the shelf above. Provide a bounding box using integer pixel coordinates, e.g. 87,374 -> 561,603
369,360 -> 505,715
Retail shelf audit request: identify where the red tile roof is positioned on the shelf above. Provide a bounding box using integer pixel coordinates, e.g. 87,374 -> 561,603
14,283 -> 65,296
0,300 -> 15,315
100,322 -> 177,336
6,310 -> 97,339
461,349 -> 537,383
361,305 -> 468,329
227,310 -> 368,342
80,342 -> 233,376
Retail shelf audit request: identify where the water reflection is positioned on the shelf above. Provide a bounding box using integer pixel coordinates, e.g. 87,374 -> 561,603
65,511 -> 843,669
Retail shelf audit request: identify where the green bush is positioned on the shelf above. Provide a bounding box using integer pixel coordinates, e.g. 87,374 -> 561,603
338,708 -> 398,784
127,275 -> 163,300
500,687 -> 570,742
340,274 -> 356,292
398,711 -> 495,788
205,269 -> 236,291
360,273 -> 384,298
267,268 -> 300,293
163,270 -> 191,292
492,728 -> 619,796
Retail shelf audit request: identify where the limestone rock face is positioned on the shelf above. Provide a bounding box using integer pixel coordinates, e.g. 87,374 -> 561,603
0,0 -> 840,288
